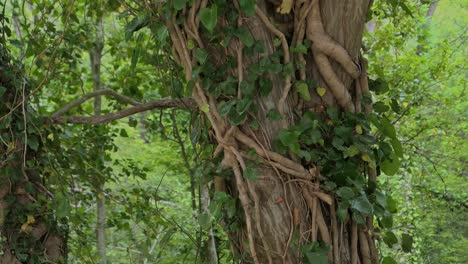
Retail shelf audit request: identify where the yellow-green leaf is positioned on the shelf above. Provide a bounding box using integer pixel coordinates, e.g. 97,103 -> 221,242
355,125 -> 363,135
296,81 -> 311,101
276,0 -> 294,14
316,87 -> 326,97
200,104 -> 210,113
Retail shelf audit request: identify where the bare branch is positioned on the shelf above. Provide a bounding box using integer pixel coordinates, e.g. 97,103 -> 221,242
51,89 -> 141,118
51,97 -> 196,125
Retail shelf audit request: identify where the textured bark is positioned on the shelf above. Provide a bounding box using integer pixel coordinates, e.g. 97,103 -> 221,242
165,0 -> 374,262
90,16 -> 108,264
228,1 -> 370,263
1,45 -> 65,264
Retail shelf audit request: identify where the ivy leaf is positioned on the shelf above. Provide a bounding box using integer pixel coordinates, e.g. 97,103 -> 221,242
383,231 -> 398,247
373,101 -> 390,113
336,187 -> 355,201
355,124 -> 363,135
381,212 -> 393,228
291,44 -> 308,54
336,203 -> 349,222
194,48 -> 208,64
344,145 -> 360,158
316,87 -> 326,97
199,5 -> 218,33
244,163 -> 258,181
235,26 -> 254,47
0,86 -> 5,97
55,192 -> 71,219
125,15 -> 149,40
387,196 -> 398,213
173,0 -> 187,10
279,130 -> 297,146
219,100 -> 236,116
401,233 -> 413,252
27,136 -> 39,151
391,138 -> 403,158
200,103 -> 210,113
382,256 -> 398,264
351,194 -> 373,216
380,117 -> 397,139
381,152 -> 400,175
198,212 -> 211,230
266,109 -> 281,121
236,98 -> 252,114
239,0 -> 255,16
296,81 -> 311,101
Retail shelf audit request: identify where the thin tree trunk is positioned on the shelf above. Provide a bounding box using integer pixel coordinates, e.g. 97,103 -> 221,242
90,16 -> 107,264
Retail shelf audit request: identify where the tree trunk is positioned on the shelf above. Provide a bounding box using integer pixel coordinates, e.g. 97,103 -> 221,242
1,42 -> 65,263
89,16 -> 107,264
164,0 -> 375,263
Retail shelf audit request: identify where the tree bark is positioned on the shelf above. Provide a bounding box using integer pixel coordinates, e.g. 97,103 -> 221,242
1,44 -> 65,264
164,0 -> 375,263
89,16 -> 107,264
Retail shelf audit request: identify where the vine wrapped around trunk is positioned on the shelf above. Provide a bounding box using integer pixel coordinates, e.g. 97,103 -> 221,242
130,0 -> 400,263
1,39 -> 66,263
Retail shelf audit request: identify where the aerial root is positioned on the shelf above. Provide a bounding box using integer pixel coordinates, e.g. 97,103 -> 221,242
359,229 -> 372,264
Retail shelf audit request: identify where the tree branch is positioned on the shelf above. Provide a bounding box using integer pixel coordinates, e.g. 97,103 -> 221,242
50,89 -> 196,124
51,89 -> 141,118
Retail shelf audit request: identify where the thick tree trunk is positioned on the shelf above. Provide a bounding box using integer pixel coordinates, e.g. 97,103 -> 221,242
164,0 -> 375,263
1,46 -> 65,263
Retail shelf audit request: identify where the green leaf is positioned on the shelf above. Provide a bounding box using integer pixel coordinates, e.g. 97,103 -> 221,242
55,192 -> 71,219
154,23 -> 168,44
198,212 -> 211,230
194,48 -> 208,64
401,233 -> 413,252
199,5 -> 218,32
380,117 -> 397,139
337,187 -> 355,201
383,231 -> 398,247
344,145 -> 360,158
351,194 -> 373,216
381,212 -> 393,228
336,203 -> 349,222
0,86 -> 5,97
266,109 -> 281,121
173,0 -> 187,10
296,81 -> 311,101
125,15 -> 149,40
373,101 -> 390,113
236,98 -> 252,114
130,46 -> 141,73
235,26 -> 254,47
27,136 -> 39,151
399,2 -> 414,17
386,196 -> 398,213
200,103 -> 210,113
219,100 -> 236,116
291,44 -> 308,54
278,130 -> 296,146
382,256 -> 398,264
244,163 -> 258,181
239,0 -> 255,16
381,152 -> 400,176
119,129 -> 128,137
391,138 -> 403,157
259,78 -> 273,96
